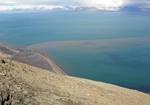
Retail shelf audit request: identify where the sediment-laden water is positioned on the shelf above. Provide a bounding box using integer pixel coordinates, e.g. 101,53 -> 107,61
0,11 -> 150,92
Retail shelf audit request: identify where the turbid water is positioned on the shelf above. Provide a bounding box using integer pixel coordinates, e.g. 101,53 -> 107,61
0,11 -> 150,92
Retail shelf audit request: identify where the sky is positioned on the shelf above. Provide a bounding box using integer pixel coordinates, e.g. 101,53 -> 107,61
0,0 -> 150,11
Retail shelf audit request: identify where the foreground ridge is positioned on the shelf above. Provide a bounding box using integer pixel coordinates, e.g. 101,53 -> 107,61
0,52 -> 150,105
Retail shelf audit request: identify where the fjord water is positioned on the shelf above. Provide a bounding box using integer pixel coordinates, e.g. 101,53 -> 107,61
0,11 -> 150,92
0,11 -> 150,46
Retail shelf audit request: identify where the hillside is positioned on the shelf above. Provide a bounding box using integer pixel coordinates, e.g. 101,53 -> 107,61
0,52 -> 150,105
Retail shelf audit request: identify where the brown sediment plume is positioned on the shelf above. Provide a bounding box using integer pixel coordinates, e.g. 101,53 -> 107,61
28,36 -> 150,50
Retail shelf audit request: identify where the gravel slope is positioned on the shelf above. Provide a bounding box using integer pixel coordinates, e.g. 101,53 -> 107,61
0,52 -> 150,105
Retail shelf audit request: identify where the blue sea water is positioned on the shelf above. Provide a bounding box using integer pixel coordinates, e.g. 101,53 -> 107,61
45,40 -> 150,92
0,11 -> 150,92
0,11 -> 150,46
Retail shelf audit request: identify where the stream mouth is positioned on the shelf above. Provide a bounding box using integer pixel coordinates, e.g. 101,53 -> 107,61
0,44 -> 66,75
0,11 -> 150,93
28,38 -> 150,93
1,36 -> 150,93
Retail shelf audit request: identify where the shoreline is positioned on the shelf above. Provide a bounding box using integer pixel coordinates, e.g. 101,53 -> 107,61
0,43 -> 66,75
1,43 -> 150,93
0,52 -> 149,105
35,52 -> 67,75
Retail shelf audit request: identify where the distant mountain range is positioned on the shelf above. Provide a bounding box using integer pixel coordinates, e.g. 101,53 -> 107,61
0,4 -> 150,12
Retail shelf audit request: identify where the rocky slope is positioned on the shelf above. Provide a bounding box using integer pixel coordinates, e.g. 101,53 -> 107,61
0,52 -> 150,105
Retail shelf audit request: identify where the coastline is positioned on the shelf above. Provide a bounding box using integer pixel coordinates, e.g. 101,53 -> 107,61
1,43 -> 150,93
0,43 -> 66,75
0,52 -> 150,105
35,52 -> 66,75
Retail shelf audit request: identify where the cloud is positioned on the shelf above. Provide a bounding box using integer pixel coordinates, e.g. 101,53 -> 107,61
0,0 -> 16,4
0,4 -> 65,11
134,0 -> 150,10
0,0 -> 67,11
0,0 -> 150,12
79,0 -> 129,11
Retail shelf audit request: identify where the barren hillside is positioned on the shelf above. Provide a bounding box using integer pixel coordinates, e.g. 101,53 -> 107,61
0,52 -> 150,105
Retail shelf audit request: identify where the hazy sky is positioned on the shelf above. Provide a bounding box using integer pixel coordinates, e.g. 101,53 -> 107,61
0,0 -> 150,11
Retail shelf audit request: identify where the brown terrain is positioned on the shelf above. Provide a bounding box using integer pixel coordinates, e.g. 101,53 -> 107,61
0,45 -> 150,105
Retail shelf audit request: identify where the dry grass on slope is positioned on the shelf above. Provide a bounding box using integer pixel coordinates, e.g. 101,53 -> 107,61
0,52 -> 150,105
